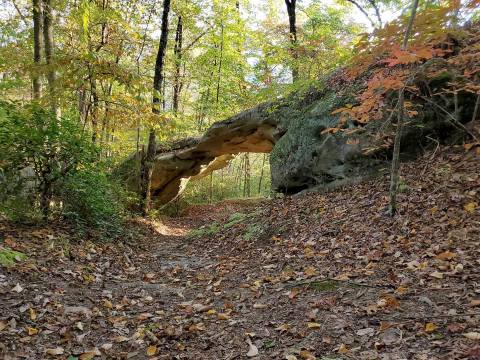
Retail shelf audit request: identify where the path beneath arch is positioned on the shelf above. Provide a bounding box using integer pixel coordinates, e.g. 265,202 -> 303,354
148,104 -> 280,206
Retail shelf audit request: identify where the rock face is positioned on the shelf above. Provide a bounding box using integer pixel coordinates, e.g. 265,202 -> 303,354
144,104 -> 279,206
119,62 -> 475,206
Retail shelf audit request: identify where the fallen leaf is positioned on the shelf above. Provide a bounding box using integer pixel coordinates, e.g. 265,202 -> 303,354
299,350 -> 316,360
45,347 -> 64,356
246,338 -> 258,357
338,343 -> 349,354
103,300 -> 113,309
275,323 -> 290,332
0,320 -> 7,331
356,327 -> 375,336
217,313 -> 230,320
435,251 -> 456,261
464,332 -> 480,340
464,202 -> 477,213
425,322 -> 438,333
469,299 -> 480,307
114,335 -> 129,343
29,308 -> 37,321
253,303 -> 268,309
395,286 -> 408,295
306,322 -> 321,329
429,271 -> 444,279
80,348 -> 101,360
288,288 -> 300,299
447,323 -> 466,333
382,295 -> 400,309
334,273 -> 350,281
304,266 -> 317,277
146,345 -> 157,356
285,355 -> 298,360
11,283 -> 23,293
26,326 -> 38,336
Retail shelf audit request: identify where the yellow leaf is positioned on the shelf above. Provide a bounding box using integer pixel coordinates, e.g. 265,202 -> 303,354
146,345 -> 157,356
27,327 -> 39,336
464,202 -> 477,213
425,322 -> 438,333
307,322 -> 321,329
29,308 -> 37,321
207,309 -> 216,315
103,300 -> 113,309
338,343 -> 349,354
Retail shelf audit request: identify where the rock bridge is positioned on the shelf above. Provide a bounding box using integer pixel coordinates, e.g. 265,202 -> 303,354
148,103 -> 281,206
120,59 -> 475,207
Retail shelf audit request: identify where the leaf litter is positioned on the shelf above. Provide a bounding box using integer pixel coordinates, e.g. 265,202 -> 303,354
0,146 -> 479,359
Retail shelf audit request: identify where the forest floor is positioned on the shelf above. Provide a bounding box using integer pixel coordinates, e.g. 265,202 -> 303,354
1,145 -> 480,360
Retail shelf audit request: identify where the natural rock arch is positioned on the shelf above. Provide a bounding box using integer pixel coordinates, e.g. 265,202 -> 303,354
119,60 -> 475,208
147,103 -> 280,206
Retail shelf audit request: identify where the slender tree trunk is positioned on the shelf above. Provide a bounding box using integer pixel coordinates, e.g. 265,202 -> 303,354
215,22 -> 224,105
32,0 -> 43,99
141,0 -> 171,215
209,172 -> 213,203
258,154 -> 266,194
90,74 -> 99,144
173,15 -> 183,113
285,0 -> 298,82
42,0 -> 58,116
388,0 -> 419,216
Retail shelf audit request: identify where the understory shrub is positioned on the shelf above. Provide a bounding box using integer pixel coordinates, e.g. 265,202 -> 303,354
0,101 -> 131,238
60,168 -> 125,237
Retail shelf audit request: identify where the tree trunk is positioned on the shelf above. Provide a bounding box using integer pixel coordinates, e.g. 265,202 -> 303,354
215,22 -> 224,106
90,74 -> 99,144
172,15 -> 183,113
388,0 -> 419,216
141,0 -> 171,215
32,0 -> 42,99
285,0 -> 298,82
42,0 -> 58,116
258,154 -> 266,194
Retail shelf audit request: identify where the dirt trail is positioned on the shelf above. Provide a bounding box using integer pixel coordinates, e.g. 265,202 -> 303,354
1,147 -> 480,360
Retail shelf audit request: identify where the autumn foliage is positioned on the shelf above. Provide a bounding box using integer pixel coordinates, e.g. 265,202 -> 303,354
328,2 -> 480,140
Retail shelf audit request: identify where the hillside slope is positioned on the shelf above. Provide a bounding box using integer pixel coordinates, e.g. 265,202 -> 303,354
0,145 -> 479,359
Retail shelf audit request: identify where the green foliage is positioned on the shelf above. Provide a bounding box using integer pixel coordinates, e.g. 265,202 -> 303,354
0,101 -> 128,236
60,167 -> 125,237
224,212 -> 247,228
0,101 -> 96,219
0,247 -> 27,267
308,280 -> 340,292
243,223 -> 264,241
187,222 -> 221,239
